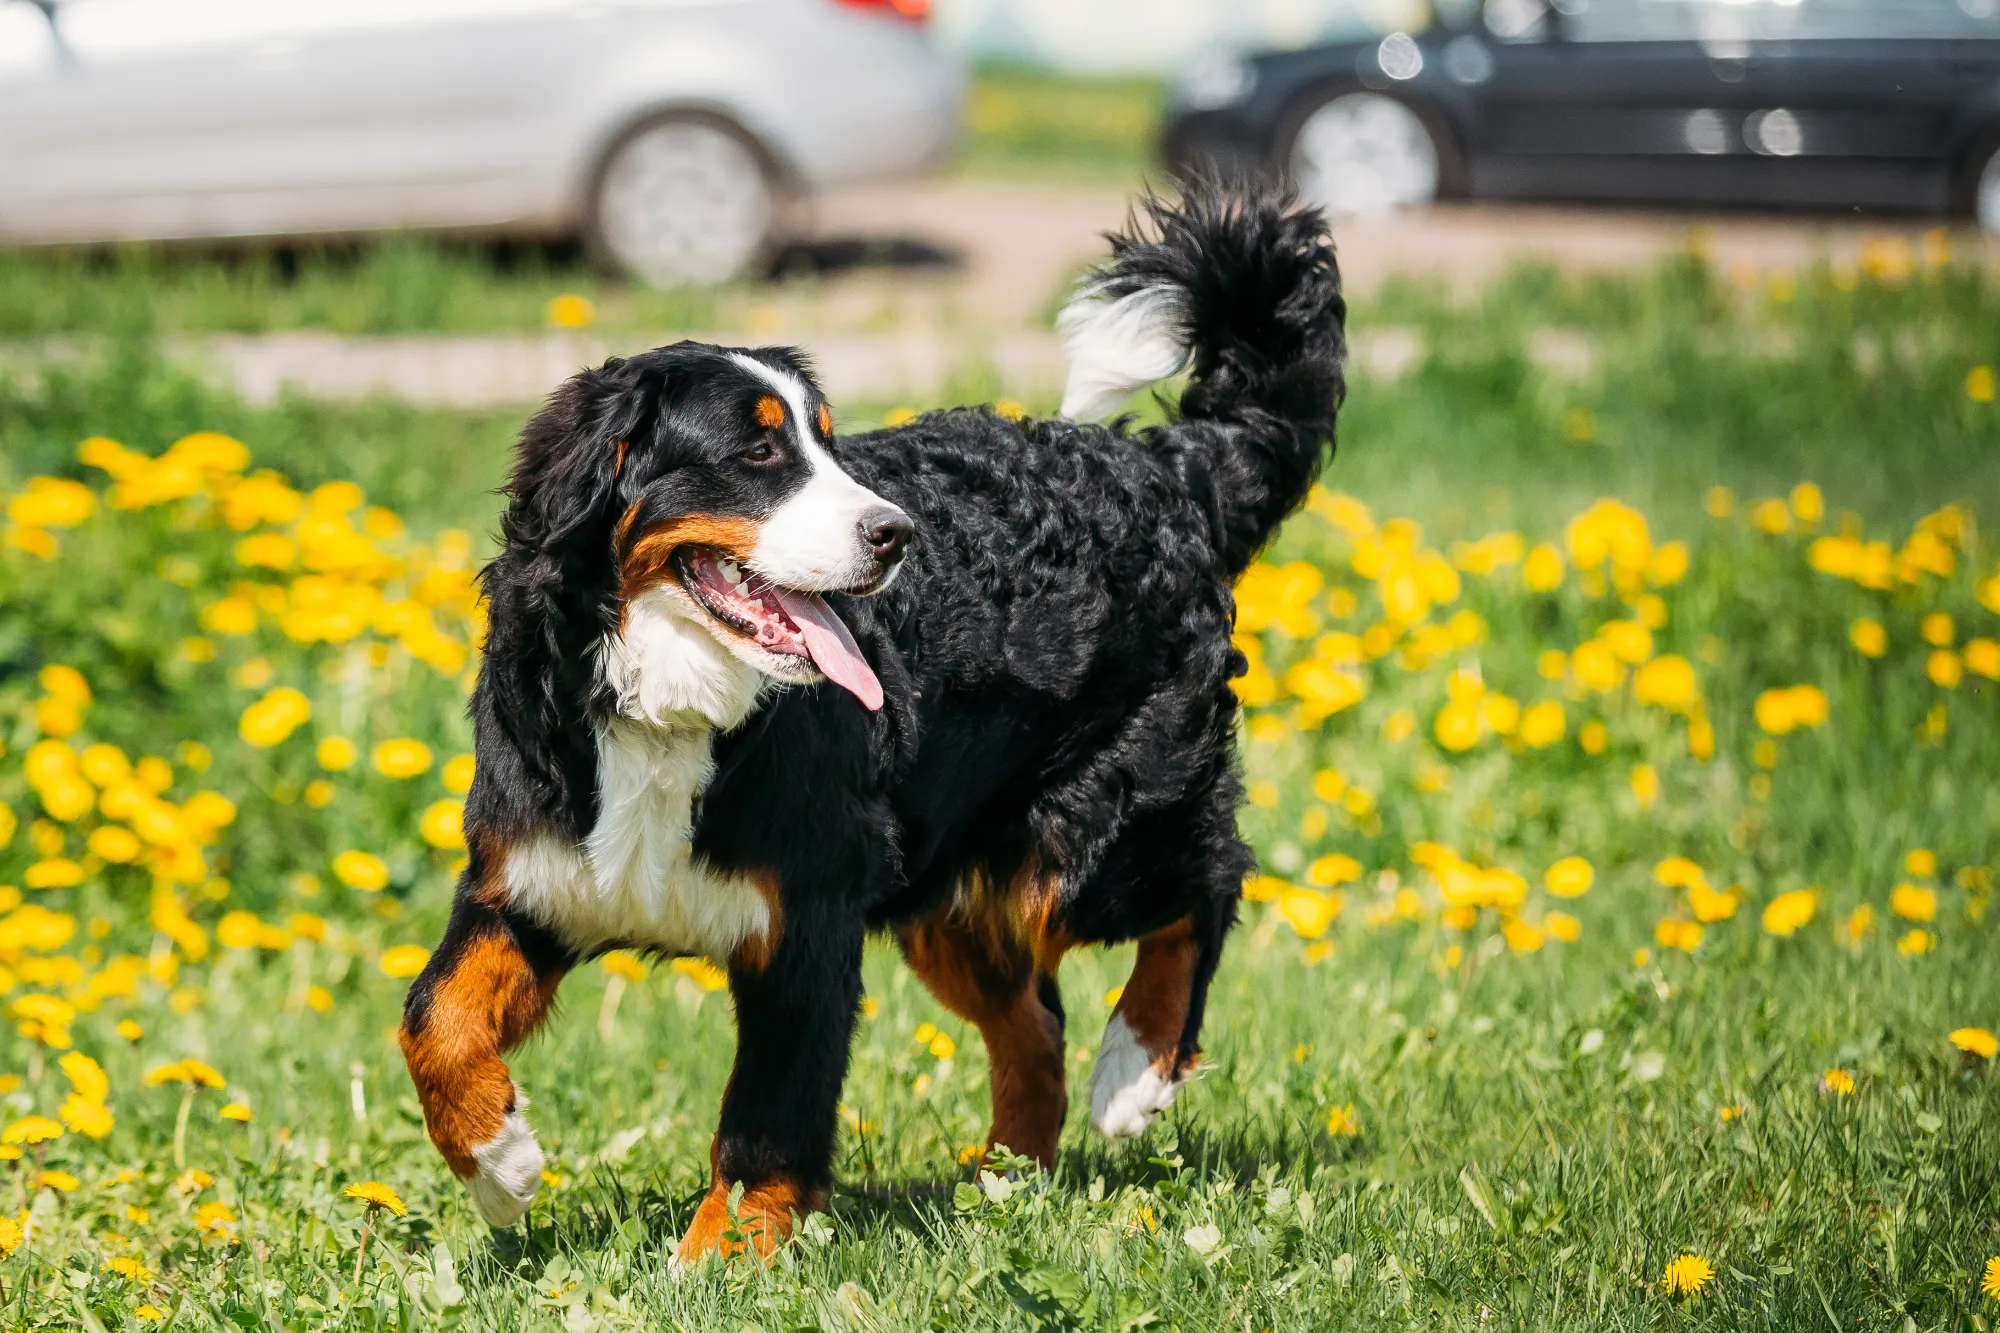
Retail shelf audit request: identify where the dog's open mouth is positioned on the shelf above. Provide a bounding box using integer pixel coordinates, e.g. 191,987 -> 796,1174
672,546 -> 883,711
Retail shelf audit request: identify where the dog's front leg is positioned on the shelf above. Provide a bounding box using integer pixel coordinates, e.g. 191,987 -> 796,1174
399,892 -> 570,1228
676,901 -> 865,1265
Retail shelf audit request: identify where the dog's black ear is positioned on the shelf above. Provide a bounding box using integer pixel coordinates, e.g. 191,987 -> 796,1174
471,363 -> 656,837
502,363 -> 654,558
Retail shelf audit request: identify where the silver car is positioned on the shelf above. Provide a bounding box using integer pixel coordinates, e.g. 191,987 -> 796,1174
0,0 -> 961,282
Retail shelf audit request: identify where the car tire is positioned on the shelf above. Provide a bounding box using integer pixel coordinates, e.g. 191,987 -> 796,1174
585,113 -> 781,286
1286,91 -> 1454,219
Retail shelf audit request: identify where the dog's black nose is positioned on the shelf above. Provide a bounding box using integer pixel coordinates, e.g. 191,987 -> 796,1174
862,509 -> 914,562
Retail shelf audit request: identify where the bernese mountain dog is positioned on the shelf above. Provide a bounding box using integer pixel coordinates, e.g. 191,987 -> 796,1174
397,179 -> 1347,1262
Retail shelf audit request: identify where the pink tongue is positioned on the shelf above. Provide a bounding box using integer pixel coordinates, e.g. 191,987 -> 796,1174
770,588 -> 883,711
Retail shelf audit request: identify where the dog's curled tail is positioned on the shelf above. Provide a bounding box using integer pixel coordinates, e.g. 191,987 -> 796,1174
1056,177 -> 1346,575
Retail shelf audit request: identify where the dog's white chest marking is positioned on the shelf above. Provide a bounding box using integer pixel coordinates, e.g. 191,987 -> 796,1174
502,594 -> 770,959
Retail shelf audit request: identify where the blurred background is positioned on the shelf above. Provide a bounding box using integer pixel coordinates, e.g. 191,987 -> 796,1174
3,0 -> 1997,421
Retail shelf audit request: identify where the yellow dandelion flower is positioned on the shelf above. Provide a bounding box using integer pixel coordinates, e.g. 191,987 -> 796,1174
194,1200 -> 237,1237
1820,1068 -> 1856,1096
546,293 -> 595,329
929,1032 -> 957,1060
371,738 -> 433,778
1536,858 -> 1594,904
145,1059 -> 225,1088
671,957 -> 729,991
1,1115 -> 63,1145
379,944 -> 431,979
237,687 -> 311,748
1982,1256 -> 2000,1301
1543,910 -> 1582,942
0,1216 -> 18,1257
1850,618 -> 1887,657
1897,928 -> 1936,956
60,1094 -> 113,1140
1579,721 -> 1608,755
1948,1027 -> 1996,1059
1966,638 -> 2000,679
134,1305 -> 166,1324
332,850 -> 390,891
1325,1103 -> 1362,1137
219,1102 -> 253,1122
1904,848 -> 1937,878
1662,1253 -> 1714,1298
442,754 -> 476,794
418,799 -> 465,851
103,1256 -> 152,1282
343,1181 -> 408,1216
1522,543 -> 1564,591
1518,698 -> 1565,748
1890,883 -> 1937,921
1762,888 -> 1817,937
601,950 -> 647,981
316,736 -> 358,771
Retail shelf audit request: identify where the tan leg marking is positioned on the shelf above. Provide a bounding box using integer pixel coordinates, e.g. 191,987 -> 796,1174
398,929 -> 563,1178
899,866 -> 1070,1168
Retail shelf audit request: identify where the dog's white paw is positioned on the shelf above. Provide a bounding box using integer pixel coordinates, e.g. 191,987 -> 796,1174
466,1098 -> 543,1228
1089,1014 -> 1181,1138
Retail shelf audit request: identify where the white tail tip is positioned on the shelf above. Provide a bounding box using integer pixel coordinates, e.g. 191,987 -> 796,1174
1056,284 -> 1190,421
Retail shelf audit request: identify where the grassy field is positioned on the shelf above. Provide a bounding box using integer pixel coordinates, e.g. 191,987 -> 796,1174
0,245 -> 1997,1331
0,66 -> 1160,342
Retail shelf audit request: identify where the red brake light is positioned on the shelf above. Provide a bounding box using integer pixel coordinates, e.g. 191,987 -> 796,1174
834,0 -> 930,22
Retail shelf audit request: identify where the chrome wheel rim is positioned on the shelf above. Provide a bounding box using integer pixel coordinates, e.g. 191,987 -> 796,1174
597,121 -> 772,285
1291,92 -> 1440,218
1980,149 -> 2000,235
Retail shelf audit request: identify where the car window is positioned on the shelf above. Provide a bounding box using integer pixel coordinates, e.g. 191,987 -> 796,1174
1558,0 -> 2000,41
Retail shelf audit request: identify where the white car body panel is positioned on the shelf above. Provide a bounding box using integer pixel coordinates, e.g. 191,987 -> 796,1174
0,0 -> 961,244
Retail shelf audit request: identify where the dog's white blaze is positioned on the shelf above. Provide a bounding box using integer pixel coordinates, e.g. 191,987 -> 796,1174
502,724 -> 771,961
467,1097 -> 543,1228
729,352 -> 899,593
502,598 -> 771,959
1057,282 -> 1191,421
602,584 -> 765,727
1089,1014 -> 1182,1138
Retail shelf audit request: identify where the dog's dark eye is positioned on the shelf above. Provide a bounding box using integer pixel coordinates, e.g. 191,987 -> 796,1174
740,440 -> 779,465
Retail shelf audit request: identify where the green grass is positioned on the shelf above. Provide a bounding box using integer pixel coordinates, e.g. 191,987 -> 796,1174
0,259 -> 1998,1330
0,66 -> 1160,341
953,64 -> 1162,184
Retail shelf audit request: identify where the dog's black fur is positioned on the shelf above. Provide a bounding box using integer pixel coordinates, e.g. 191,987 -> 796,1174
403,180 -> 1346,1229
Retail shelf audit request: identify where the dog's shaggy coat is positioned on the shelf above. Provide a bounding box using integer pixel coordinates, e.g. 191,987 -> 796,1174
398,180 -> 1346,1259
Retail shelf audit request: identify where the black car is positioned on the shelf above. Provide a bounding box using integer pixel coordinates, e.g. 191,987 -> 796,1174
1162,0 -> 2000,227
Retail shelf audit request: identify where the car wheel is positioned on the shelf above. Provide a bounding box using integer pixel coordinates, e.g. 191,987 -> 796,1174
587,114 -> 778,286
1288,92 -> 1445,219
1978,143 -> 2000,234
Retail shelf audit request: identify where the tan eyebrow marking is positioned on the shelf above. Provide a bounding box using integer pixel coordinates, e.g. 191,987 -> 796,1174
755,395 -> 785,429
816,403 -> 832,437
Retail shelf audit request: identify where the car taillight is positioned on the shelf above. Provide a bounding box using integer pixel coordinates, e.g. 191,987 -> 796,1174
833,0 -> 930,22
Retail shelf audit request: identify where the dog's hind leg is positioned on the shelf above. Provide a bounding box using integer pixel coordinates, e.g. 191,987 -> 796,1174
897,889 -> 1069,1168
399,890 -> 570,1228
1090,892 -> 1233,1139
